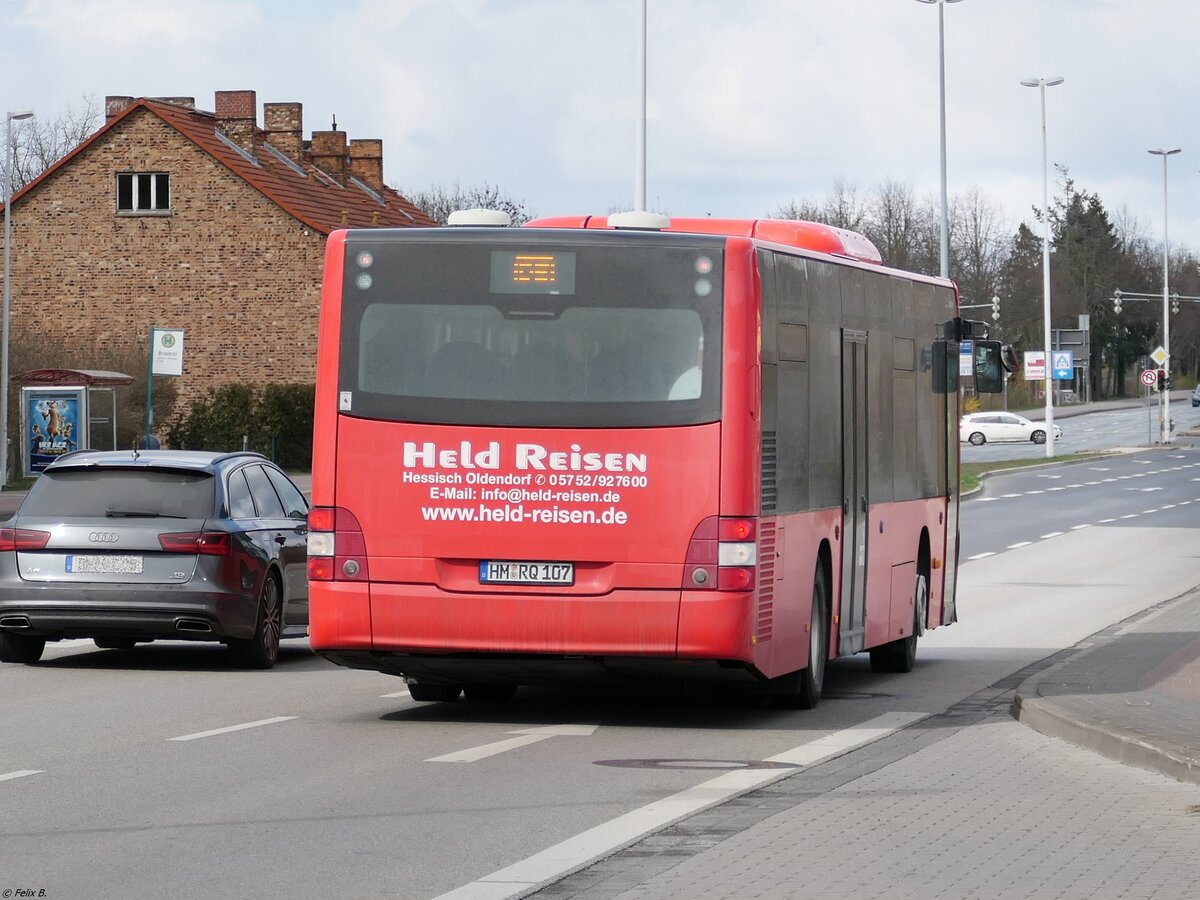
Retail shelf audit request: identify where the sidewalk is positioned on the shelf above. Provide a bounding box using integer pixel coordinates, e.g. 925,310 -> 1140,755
1011,585 -> 1200,785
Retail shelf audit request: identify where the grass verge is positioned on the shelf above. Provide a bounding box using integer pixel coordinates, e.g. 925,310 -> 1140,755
961,451 -> 1118,494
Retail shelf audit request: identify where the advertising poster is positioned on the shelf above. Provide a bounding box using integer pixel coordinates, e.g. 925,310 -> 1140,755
23,387 -> 87,474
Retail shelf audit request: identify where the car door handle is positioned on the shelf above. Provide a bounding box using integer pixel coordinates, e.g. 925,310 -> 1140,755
275,536 -> 287,545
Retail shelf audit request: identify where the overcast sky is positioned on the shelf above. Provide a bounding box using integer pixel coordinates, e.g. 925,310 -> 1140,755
7,0 -> 1200,260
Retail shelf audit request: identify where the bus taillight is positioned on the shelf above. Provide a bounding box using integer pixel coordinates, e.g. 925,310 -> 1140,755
685,516 -> 757,592
307,506 -> 369,582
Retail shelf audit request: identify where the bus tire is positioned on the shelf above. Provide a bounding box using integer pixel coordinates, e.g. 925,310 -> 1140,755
869,573 -> 927,674
769,565 -> 829,709
464,684 -> 518,703
408,682 -> 463,702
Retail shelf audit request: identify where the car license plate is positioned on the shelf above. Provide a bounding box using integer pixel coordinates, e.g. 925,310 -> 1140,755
66,555 -> 145,575
479,560 -> 574,586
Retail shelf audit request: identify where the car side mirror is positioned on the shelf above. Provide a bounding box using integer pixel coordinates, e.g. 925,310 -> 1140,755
973,341 -> 1004,394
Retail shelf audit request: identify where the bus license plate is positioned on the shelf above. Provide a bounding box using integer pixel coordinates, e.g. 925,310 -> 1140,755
480,560 -> 574,586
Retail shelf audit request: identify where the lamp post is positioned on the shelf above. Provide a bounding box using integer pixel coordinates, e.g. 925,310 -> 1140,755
2,109 -> 33,491
634,0 -> 647,212
1148,147 -> 1180,445
915,0 -> 964,279
1020,77 -> 1063,459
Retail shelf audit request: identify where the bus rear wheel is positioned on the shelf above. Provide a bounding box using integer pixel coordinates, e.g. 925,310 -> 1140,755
407,682 -> 462,702
869,573 -> 927,674
769,565 -> 829,709
464,684 -> 517,703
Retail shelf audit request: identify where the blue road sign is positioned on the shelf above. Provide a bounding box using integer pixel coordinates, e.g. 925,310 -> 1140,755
1052,350 -> 1074,380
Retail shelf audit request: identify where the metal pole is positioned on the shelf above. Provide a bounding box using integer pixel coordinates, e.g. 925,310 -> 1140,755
1037,82 -> 1055,458
0,110 -> 35,485
1161,152 -> 1171,445
935,2 -> 949,278
634,0 -> 647,212
1147,148 -> 1180,444
1,115 -> 11,489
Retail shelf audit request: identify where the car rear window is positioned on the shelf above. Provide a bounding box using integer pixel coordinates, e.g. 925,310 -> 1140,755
20,468 -> 216,518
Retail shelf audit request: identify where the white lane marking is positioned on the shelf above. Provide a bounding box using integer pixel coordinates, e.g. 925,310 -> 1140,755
1120,514 -> 1139,520
427,724 -> 599,763
433,712 -> 925,900
380,690 -> 411,699
1025,490 -> 1046,495
1001,493 -> 1021,498
168,716 -> 297,742
1071,524 -> 1092,530
975,497 -> 998,502
1162,504 -> 1177,510
1040,532 -> 1063,539
1099,518 -> 1116,523
966,552 -> 996,560
1008,541 -> 1032,549
0,770 -> 43,783
1130,486 -> 1163,492
1047,487 -> 1066,492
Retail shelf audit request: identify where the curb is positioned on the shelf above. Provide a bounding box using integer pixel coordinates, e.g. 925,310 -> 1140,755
1011,592 -> 1200,786
1011,693 -> 1200,786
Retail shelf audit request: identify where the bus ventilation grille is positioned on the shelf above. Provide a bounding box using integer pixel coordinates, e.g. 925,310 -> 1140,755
756,519 -> 776,642
761,431 -> 777,512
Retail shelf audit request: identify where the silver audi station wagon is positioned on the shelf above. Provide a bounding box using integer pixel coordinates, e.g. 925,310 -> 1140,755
0,450 -> 309,667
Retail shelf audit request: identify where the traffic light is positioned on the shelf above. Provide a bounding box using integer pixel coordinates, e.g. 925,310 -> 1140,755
991,296 -> 1000,322
1156,369 -> 1169,392
1113,290 -> 1123,315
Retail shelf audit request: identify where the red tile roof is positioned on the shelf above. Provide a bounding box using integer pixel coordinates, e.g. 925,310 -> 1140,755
13,97 -> 438,232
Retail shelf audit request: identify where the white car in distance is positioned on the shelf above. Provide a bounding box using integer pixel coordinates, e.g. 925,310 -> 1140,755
959,412 -> 1063,446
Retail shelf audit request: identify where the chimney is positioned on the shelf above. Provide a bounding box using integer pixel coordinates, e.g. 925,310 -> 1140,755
264,102 -> 303,163
214,89 -> 257,154
310,128 -> 348,185
105,96 -> 135,121
348,139 -> 384,193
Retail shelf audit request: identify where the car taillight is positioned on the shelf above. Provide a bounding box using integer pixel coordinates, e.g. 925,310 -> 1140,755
684,516 -> 757,591
158,531 -> 231,555
0,528 -> 51,551
307,506 -> 368,582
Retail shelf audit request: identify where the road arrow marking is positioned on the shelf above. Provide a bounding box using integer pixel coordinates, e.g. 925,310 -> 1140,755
0,770 -> 42,783
427,724 -> 599,763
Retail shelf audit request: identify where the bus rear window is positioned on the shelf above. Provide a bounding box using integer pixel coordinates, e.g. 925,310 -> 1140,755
337,238 -> 723,428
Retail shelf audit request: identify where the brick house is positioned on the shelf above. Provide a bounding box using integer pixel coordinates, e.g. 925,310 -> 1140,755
4,89 -> 436,418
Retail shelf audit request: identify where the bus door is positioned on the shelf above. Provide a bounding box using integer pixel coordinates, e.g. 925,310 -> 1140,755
838,329 -> 868,656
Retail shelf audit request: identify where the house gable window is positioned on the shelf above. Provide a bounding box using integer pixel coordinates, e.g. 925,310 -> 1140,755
117,172 -> 170,213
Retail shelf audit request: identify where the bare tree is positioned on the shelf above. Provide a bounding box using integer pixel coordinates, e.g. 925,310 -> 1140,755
402,181 -> 534,226
951,187 -> 1009,310
10,95 -> 102,191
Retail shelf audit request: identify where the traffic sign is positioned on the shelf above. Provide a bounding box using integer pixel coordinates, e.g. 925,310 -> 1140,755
1151,346 -> 1168,366
1052,350 -> 1074,380
1141,369 -> 1158,387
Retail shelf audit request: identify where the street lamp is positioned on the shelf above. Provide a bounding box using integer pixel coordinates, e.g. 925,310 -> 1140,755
915,0 -> 965,279
1148,146 -> 1180,445
1020,77 -> 1064,459
2,109 -> 33,491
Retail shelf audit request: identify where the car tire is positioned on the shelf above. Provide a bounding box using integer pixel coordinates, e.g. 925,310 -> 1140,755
0,632 -> 46,664
768,563 -> 829,709
869,573 -> 927,674
228,575 -> 282,669
1031,430 -> 1047,444
968,432 -> 986,446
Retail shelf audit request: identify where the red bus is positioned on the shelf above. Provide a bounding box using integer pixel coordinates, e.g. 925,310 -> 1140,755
307,212 -> 1000,706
